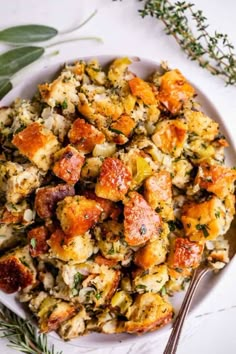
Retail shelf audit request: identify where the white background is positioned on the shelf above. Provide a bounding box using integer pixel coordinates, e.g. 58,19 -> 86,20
0,0 -> 236,353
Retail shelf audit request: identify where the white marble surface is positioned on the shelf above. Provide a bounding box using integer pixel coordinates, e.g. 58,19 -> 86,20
0,0 -> 236,353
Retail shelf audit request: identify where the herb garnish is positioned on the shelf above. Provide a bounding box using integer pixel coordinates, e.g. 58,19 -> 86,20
196,223 -> 210,237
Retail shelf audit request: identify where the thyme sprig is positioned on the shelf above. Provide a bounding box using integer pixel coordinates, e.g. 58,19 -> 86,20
139,0 -> 236,85
0,305 -> 62,354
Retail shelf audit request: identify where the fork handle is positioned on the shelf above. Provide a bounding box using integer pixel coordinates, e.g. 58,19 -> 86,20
163,266 -> 210,354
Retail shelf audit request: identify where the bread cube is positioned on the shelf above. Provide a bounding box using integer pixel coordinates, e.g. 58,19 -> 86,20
110,114 -> 136,137
195,163 -> 236,198
68,118 -> 105,154
0,246 -> 36,293
128,77 -> 156,105
53,145 -> 85,184
95,157 -> 132,202
181,196 -> 228,241
27,226 -> 49,258
168,237 -> 203,270
185,110 -> 219,141
58,305 -> 89,339
133,264 -> 169,293
124,192 -> 162,246
12,122 -> 60,171
134,237 -> 168,269
158,69 -> 195,114
124,293 -> 173,334
56,196 -> 102,237
35,184 -> 75,219
152,119 -> 188,157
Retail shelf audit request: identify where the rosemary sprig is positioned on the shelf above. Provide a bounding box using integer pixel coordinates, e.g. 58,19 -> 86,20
0,305 -> 62,354
139,0 -> 236,85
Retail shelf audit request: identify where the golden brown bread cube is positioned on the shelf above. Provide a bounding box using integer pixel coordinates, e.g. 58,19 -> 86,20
56,196 -> 102,237
35,184 -> 75,219
168,237 -> 203,270
181,196 -> 228,241
124,191 -> 162,246
53,145 -> 85,185
48,229 -> 94,263
95,157 -> 132,202
152,119 -> 188,158
12,122 -> 60,171
110,114 -> 136,137
132,264 -> 169,293
0,246 -> 36,293
134,238 -> 168,269
27,226 -> 49,258
158,69 -> 195,114
185,110 -> 219,141
128,77 -> 156,105
124,293 -> 173,334
194,163 -> 236,199
144,171 -> 174,220
68,118 -> 105,154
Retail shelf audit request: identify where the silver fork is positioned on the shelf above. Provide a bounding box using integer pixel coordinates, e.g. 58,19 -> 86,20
163,264 -> 211,354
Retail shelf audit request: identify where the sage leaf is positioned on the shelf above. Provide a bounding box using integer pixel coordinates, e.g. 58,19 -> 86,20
0,46 -> 44,76
0,79 -> 12,100
0,25 -> 57,43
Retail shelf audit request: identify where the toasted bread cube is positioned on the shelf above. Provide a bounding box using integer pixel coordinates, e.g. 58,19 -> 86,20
152,120 -> 187,157
53,145 -> 85,184
166,267 -> 191,293
134,237 -> 168,269
124,293 -> 173,334
195,163 -> 236,199
94,254 -> 119,267
6,164 -> 42,204
0,246 -> 36,293
48,229 -> 94,263
133,264 -> 169,293
158,69 -> 195,114
110,114 -> 136,137
95,158 -> 132,202
83,190 -> 121,221
12,122 -> 60,171
144,171 -> 174,220
108,57 -> 132,86
38,296 -> 76,333
58,305 -> 89,339
181,196 -> 228,241
185,110 -> 219,141
168,238 -> 203,270
0,224 -> 22,251
128,77 -> 156,105
80,264 -> 120,307
28,226 -> 49,258
35,184 -> 75,219
68,118 -> 105,154
124,192 -> 162,246
56,196 -> 102,237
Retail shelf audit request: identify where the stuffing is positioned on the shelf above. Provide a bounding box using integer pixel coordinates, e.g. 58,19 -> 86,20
152,119 -> 188,157
95,157 -> 132,202
35,184 -> 75,219
0,246 -> 36,293
158,69 -> 195,114
85,59 -> 106,85
0,224 -> 22,250
111,290 -> 133,314
108,57 -> 132,87
123,293 -> 173,334
12,122 -> 60,171
171,158 -> 193,189
144,171 -> 174,220
128,77 -> 156,105
27,226 -> 49,258
58,305 -> 89,339
68,118 -> 105,154
41,107 -> 71,142
48,229 -> 94,263
110,114 -> 136,137
53,145 -> 85,184
168,237 -> 204,270
56,196 -> 102,237
0,200 -> 33,225
185,110 -> 219,141
181,196 -> 230,241
124,192 -> 162,246
0,107 -> 13,128
81,157 -> 103,179
194,163 -> 236,199
133,264 -> 169,293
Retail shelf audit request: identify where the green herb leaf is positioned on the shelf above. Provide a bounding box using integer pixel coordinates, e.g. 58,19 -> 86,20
0,25 -> 58,43
0,46 -> 44,76
74,272 -> 83,288
30,238 -> 37,249
0,78 -> 12,99
196,223 -> 210,237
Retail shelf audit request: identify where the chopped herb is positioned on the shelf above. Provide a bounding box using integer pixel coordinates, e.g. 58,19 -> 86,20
19,257 -> 29,267
140,224 -> 147,235
95,291 -> 103,300
168,219 -> 184,232
215,211 -> 221,218
196,223 -> 210,237
61,99 -> 68,109
74,272 -> 83,288
30,238 -> 37,249
161,286 -> 167,296
108,244 -> 115,255
110,128 -> 124,135
175,267 -> 183,273
136,284 -> 147,290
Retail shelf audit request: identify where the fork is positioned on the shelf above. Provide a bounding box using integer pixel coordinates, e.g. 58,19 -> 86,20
163,263 -> 211,354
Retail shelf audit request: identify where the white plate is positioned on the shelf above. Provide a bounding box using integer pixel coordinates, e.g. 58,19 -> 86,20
1,55 -> 236,347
